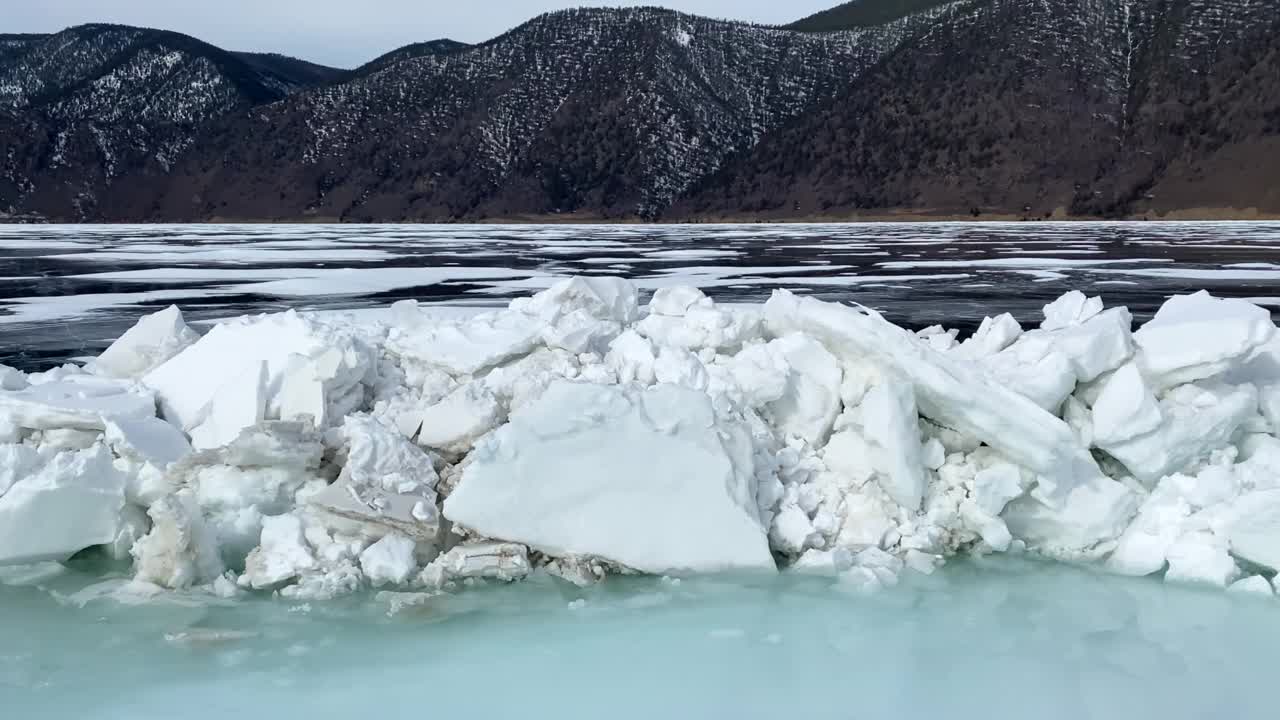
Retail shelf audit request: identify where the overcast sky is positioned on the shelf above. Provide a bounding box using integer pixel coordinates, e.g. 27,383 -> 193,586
7,1 -> 840,69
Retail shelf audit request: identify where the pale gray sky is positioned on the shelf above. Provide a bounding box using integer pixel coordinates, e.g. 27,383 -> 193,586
6,1 -> 841,69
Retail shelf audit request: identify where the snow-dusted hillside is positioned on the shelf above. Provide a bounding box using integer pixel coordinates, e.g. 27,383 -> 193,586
0,25 -> 340,220
1,0 -> 1277,222
160,5 -> 959,221
679,0 -> 1280,219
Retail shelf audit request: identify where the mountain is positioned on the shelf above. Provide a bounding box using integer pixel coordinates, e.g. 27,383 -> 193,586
355,39 -> 471,76
2,1 -> 1278,223
134,7 -> 951,222
788,0 -> 959,31
0,24 -> 341,219
233,52 -> 347,89
679,0 -> 1280,220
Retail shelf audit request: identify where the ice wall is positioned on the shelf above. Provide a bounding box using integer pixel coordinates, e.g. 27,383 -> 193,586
1,281 -> 1277,601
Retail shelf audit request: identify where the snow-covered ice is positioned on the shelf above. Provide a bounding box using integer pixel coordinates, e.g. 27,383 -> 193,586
0,278 -> 1278,606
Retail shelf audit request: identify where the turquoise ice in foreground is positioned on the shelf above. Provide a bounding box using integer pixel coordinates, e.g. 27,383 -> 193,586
4,276 -> 1280,718
3,555 -> 1278,720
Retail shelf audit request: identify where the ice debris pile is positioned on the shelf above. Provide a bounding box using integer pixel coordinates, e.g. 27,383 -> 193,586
3,278 -> 1280,600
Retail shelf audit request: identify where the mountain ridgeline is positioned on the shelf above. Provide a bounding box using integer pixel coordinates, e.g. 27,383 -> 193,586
2,0 -> 1278,223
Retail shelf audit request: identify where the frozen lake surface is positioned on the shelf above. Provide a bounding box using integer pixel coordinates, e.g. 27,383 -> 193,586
4,556 -> 1278,720
4,222 -> 1280,719
4,221 -> 1280,369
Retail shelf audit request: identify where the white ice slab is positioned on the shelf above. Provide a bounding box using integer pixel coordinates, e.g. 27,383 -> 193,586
1134,291 -> 1274,390
1100,382 -> 1258,484
104,416 -> 192,468
1215,490 -> 1280,573
444,382 -> 775,574
145,311 -> 326,430
860,382 -> 926,510
0,377 -> 155,432
91,306 -> 198,379
189,361 -> 267,451
0,445 -> 127,565
388,309 -> 540,376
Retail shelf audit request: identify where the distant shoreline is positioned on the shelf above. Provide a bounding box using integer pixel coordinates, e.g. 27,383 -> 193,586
5,207 -> 1280,225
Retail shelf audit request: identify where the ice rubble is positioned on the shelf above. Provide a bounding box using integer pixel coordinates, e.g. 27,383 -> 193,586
2,279 -> 1280,602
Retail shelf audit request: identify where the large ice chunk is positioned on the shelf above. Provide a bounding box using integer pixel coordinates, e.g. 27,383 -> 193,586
444,382 -> 774,574
241,513 -> 317,590
131,491 -> 224,589
417,383 -> 504,454
1099,382 -> 1258,483
1228,575 -> 1275,596
1226,336 -> 1280,437
511,276 -> 639,327
509,277 -> 638,354
822,431 -> 876,487
1215,490 -> 1280,572
1001,474 -> 1139,555
1106,490 -> 1191,576
1041,291 -> 1104,331
762,334 -> 842,447
0,365 -> 28,392
709,341 -> 790,411
0,444 -> 127,565
145,310 -> 372,433
971,462 -> 1026,517
538,309 -> 622,355
637,287 -> 761,352
104,416 -> 192,469
345,415 -> 438,495
308,479 -> 441,544
1164,531 -> 1239,587
188,361 -> 267,451
0,377 -> 155,431
606,330 -> 658,385
420,542 -> 532,588
274,346 -> 368,429
956,313 -> 1023,358
1090,363 -> 1163,447
984,337 -> 1076,412
859,382 -> 926,510
176,422 -> 324,562
389,309 -> 540,377
0,444 -> 42,497
1134,291 -> 1274,390
996,306 -> 1133,399
308,415 -> 442,543
482,348 -> 580,413
764,291 -> 1105,504
359,532 -> 418,587
1044,307 -> 1134,383
91,306 -> 199,379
